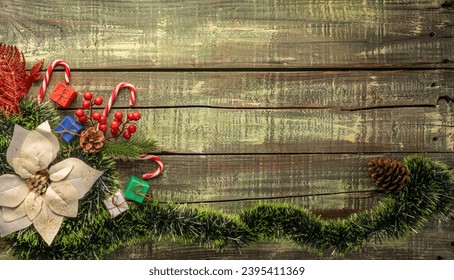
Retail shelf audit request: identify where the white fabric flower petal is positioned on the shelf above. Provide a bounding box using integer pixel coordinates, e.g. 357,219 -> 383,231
0,208 -> 32,237
0,122 -> 103,245
35,121 -> 60,159
6,124 -> 30,167
49,163 -> 73,182
24,191 -> 43,221
50,158 -> 103,199
0,174 -> 29,208
44,181 -> 78,218
11,157 -> 41,179
20,131 -> 55,171
33,204 -> 63,246
33,204 -> 64,246
2,203 -> 27,222
0,174 -> 26,192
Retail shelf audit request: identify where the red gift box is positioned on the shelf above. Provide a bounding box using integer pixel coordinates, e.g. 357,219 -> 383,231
49,82 -> 77,108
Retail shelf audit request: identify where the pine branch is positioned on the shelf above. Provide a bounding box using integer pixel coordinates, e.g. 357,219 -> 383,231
103,138 -> 158,160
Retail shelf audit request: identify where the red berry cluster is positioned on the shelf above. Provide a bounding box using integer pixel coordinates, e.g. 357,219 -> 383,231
75,91 -> 141,140
75,92 -> 103,124
109,110 -> 141,139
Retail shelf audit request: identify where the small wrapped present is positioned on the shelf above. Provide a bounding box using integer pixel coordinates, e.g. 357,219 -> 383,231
124,175 -> 150,203
104,189 -> 129,217
54,115 -> 84,142
49,82 -> 77,108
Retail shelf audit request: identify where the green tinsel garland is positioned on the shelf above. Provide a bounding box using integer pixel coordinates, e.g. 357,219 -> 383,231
1,100 -> 453,259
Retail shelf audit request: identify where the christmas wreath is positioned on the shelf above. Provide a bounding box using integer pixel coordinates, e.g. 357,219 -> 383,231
0,43 -> 453,259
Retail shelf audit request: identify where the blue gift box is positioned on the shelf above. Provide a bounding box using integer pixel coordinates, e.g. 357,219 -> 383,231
54,115 -> 84,142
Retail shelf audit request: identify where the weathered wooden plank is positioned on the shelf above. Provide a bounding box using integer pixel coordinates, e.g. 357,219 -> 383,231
29,70 -> 454,109
119,154 -> 379,214
30,70 -> 454,155
1,0 -> 453,69
107,219 -> 454,259
118,154 -> 454,213
73,106 -> 451,154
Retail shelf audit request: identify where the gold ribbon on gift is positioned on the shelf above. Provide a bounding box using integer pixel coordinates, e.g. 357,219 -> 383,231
131,184 -> 152,202
54,84 -> 75,103
111,193 -> 131,212
56,117 -> 82,137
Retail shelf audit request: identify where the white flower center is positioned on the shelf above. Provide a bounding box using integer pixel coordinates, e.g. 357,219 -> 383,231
26,170 -> 50,195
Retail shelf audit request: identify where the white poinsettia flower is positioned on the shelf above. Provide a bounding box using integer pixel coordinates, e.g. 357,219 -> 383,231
0,121 -> 102,245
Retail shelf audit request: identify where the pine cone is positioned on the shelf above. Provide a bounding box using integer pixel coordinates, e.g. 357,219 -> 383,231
80,127 -> 105,153
368,159 -> 409,193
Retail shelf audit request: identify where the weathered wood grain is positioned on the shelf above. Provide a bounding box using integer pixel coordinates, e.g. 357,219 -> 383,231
29,70 -> 454,109
117,154 -> 454,213
1,0 -> 453,69
28,71 -> 454,154
119,154 -> 380,214
66,106 -> 450,154
28,70 -> 453,154
1,0 -> 453,261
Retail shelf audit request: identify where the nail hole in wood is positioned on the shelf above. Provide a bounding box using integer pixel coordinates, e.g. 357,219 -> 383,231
430,32 -> 436,38
443,58 -> 450,63
441,1 -> 454,8
431,82 -> 437,87
432,137 -> 439,141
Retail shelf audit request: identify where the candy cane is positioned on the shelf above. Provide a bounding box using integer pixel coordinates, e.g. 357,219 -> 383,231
38,59 -> 71,103
140,154 -> 164,180
103,82 -> 137,117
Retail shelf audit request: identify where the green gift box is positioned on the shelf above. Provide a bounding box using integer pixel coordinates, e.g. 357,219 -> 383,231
124,176 -> 150,203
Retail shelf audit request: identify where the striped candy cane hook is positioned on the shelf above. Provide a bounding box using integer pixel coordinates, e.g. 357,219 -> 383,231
140,154 -> 164,180
38,59 -> 71,103
103,82 -> 137,117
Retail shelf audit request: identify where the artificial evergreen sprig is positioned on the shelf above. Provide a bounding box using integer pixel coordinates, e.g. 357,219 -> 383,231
0,98 -> 60,133
102,138 -> 158,160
